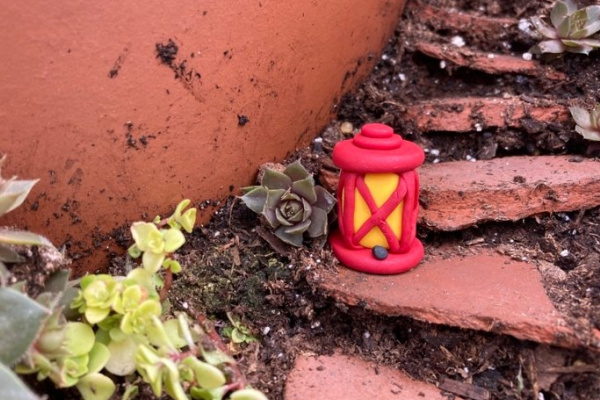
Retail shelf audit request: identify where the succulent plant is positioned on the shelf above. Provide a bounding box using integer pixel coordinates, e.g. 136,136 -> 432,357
529,0 -> 600,55
240,160 -> 336,247
0,156 -> 54,285
570,104 -> 600,140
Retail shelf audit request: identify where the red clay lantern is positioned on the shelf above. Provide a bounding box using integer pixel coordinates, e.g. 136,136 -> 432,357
329,123 -> 425,274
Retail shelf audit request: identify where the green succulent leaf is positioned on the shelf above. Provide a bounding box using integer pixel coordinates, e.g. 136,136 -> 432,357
182,356 -> 226,389
105,335 -> 138,376
551,0 -> 574,27
575,126 -> 600,141
0,229 -> 54,248
142,251 -> 165,274
283,160 -> 311,181
87,342 -> 110,374
284,219 -> 311,235
307,207 -> 328,238
76,373 -> 116,400
191,386 -> 227,400
163,228 -> 185,253
261,169 -> 292,190
0,177 -> 39,217
240,186 -> 268,214
128,244 -> 142,259
570,106 -> 592,129
122,384 -> 139,400
273,226 -> 303,247
314,186 -> 336,213
230,388 -> 269,400
180,208 -> 197,233
0,362 -> 41,400
64,322 -> 96,357
0,287 -> 50,365
291,176 -> 317,203
131,222 -> 164,253
0,244 -> 24,263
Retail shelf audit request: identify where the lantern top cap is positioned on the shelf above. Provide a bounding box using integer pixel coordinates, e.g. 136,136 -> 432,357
332,123 -> 424,173
354,123 -> 403,151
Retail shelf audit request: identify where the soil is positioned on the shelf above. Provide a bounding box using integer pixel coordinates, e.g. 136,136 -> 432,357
10,1 -> 600,399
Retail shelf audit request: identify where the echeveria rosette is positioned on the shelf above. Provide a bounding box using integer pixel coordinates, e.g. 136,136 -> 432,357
240,160 -> 336,247
530,0 -> 600,55
570,104 -> 600,141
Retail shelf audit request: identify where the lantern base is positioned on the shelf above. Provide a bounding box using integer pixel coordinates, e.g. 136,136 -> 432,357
329,230 -> 424,275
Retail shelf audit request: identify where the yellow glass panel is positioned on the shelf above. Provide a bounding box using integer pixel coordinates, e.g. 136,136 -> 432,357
353,173 -> 404,248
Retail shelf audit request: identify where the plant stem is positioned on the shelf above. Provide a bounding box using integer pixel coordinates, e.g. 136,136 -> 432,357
159,268 -> 173,301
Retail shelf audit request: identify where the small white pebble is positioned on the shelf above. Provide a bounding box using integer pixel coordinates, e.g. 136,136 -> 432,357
538,393 -> 545,400
182,302 -> 189,309
470,157 -> 477,162
424,148 -> 430,153
262,326 -> 271,335
560,249 -> 570,257
521,257 -> 528,261
363,331 -> 371,339
340,121 -> 354,134
450,35 -> 465,47
430,149 -> 440,156
381,53 -> 389,60
440,60 -> 447,69
432,158 -> 440,164
466,154 -> 472,161
474,123 -> 483,132
518,18 -> 534,35
487,53 -> 495,59
313,137 -> 323,143
398,73 -> 406,82
213,231 -> 220,237
522,52 -> 533,61
311,321 -> 321,329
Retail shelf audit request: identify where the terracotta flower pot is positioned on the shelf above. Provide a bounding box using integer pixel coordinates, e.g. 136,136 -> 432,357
0,0 -> 407,274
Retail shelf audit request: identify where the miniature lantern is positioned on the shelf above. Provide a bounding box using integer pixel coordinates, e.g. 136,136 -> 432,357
329,123 -> 424,274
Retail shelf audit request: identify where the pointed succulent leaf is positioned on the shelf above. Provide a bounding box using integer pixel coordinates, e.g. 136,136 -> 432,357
561,41 -> 593,53
131,222 -> 164,253
146,316 -> 178,351
0,287 -> 50,365
0,244 -> 24,263
0,178 -> 39,217
240,186 -> 269,214
105,335 -> 138,376
162,228 -> 185,253
300,198 -> 313,222
122,384 -> 139,400
570,106 -> 592,129
230,388 -> 269,400
200,347 -> 234,366
565,9 -> 590,38
291,176 -> 317,203
265,189 -> 286,209
314,186 -> 336,213
163,258 -> 182,273
76,373 -> 116,400
572,19 -> 600,38
172,199 -> 191,219
274,226 -> 303,247
284,219 -> 311,235
283,160 -> 310,181
87,342 -> 110,374
534,39 -> 566,53
275,208 -> 294,226
43,269 -> 71,293
530,16 -> 559,39
0,229 -> 54,248
182,356 -> 227,389
551,0 -> 573,27
261,169 -> 292,190
575,126 -> 600,141
180,208 -> 197,233
307,207 -> 328,238
0,362 -> 41,400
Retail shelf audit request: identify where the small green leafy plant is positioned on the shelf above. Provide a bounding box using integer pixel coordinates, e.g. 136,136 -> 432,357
240,160 -> 336,247
570,104 -> 600,141
530,0 -> 600,55
223,313 -> 258,345
1,186 -> 267,400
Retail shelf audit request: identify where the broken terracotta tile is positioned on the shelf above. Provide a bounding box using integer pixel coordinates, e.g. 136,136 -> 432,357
408,0 -> 515,37
285,353 -> 454,400
419,155 -> 600,231
404,96 -> 569,133
312,251 -> 588,349
414,41 -> 564,80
